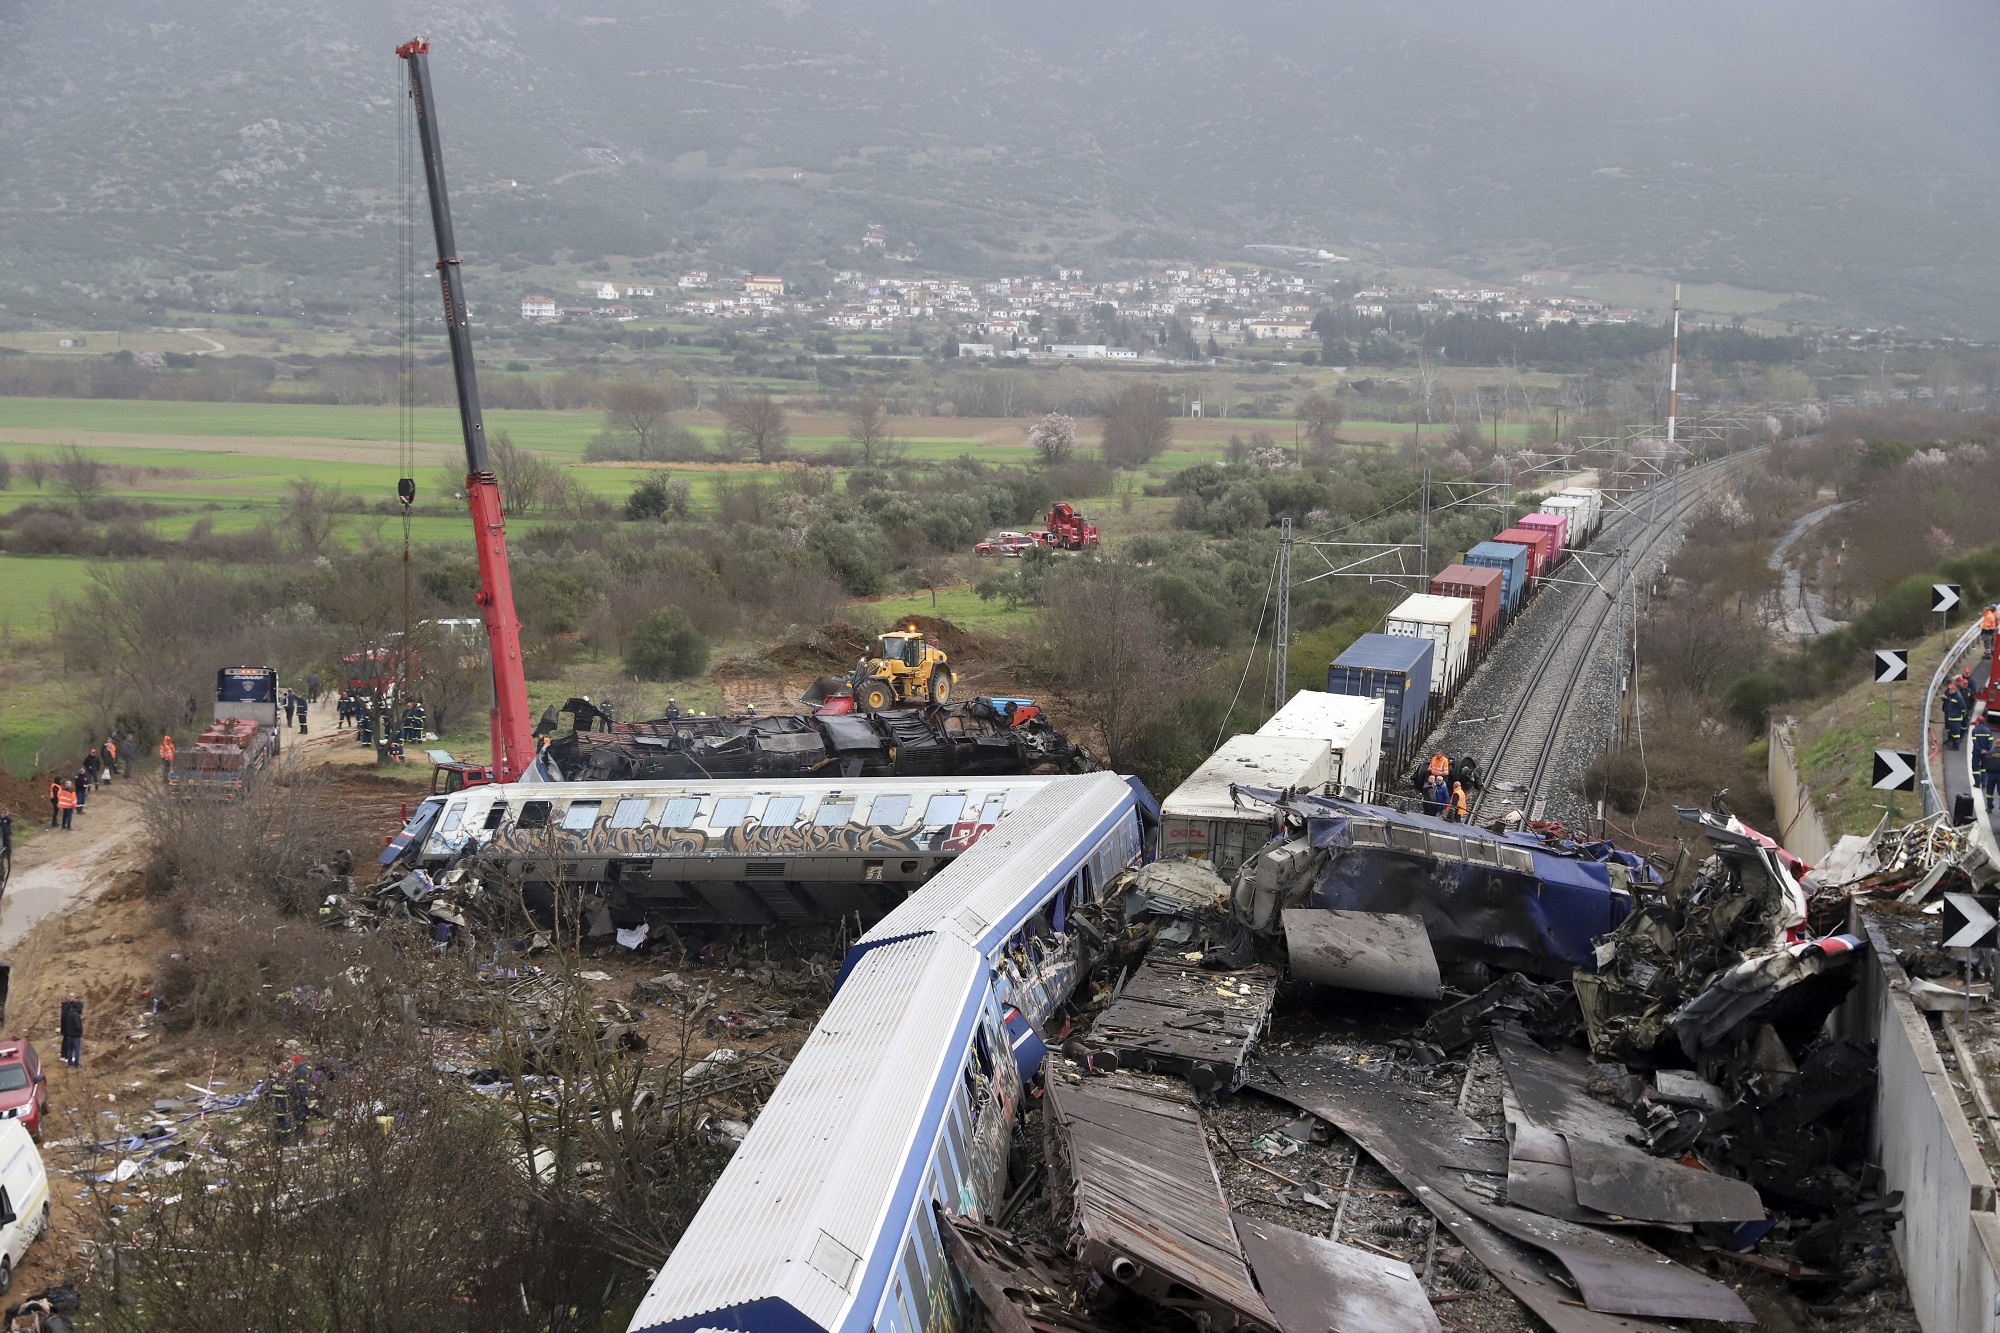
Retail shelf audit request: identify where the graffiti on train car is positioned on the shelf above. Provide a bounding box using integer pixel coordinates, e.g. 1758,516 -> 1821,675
482,816 -> 1000,861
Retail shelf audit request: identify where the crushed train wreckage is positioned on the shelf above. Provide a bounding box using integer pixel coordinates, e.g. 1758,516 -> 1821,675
540,696 -> 1094,783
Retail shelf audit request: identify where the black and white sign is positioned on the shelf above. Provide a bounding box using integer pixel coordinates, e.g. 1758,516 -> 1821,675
1934,583 -> 1962,614
1871,748 -> 1917,791
1873,649 -> 1909,683
1942,892 -> 1998,949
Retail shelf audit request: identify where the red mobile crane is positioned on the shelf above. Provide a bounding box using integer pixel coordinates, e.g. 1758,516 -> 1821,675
396,38 -> 536,783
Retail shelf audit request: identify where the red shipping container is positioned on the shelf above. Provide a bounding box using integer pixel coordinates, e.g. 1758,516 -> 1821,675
1494,527 -> 1550,583
1517,512 -> 1566,565
1430,563 -> 1503,641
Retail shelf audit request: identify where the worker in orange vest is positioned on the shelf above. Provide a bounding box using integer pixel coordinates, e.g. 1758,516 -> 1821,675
158,733 -> 176,783
1449,781 -> 1470,824
55,781 -> 76,831
46,778 -> 60,829
1983,604 -> 1997,657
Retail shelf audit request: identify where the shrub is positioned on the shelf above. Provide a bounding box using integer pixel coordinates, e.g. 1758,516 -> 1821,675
624,472 -> 692,522
624,607 -> 709,681
1722,670 -> 1790,731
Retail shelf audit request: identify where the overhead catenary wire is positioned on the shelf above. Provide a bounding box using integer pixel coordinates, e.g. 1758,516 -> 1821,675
1214,550 -> 1279,751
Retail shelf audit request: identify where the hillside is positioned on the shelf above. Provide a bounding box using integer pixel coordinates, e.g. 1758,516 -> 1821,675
1,0 -> 1996,332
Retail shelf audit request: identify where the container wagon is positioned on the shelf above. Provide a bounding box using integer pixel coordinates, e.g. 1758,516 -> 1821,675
1464,541 -> 1532,615
1384,594 -> 1474,700
1429,564 -> 1503,646
1516,512 -> 1566,566
1493,527 -> 1551,585
1539,495 -> 1590,549
1327,633 -> 1434,768
1159,733 -> 1331,876
1257,690 -> 1384,801
1558,488 -> 1603,541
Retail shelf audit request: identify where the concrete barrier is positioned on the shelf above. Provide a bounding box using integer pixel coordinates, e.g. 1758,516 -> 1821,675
1844,910 -> 2000,1330
1768,718 -> 1834,863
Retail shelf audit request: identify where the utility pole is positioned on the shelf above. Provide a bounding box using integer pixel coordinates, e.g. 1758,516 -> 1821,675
1666,283 -> 1682,450
1273,517 -> 1293,709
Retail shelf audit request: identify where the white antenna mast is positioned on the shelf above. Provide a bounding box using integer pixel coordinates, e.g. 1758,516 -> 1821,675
1666,283 -> 1681,448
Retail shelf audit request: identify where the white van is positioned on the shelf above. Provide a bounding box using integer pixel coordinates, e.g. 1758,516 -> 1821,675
0,1120 -> 50,1292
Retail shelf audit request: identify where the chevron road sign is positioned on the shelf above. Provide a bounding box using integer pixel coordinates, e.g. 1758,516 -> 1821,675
1871,748 -> 1917,792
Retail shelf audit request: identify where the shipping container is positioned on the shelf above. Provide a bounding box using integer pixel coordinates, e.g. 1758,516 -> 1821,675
1494,528 -> 1550,584
1160,733 -> 1331,876
1384,593 -> 1474,698
1429,563 -> 1503,643
1539,496 -> 1589,550
1559,487 -> 1603,539
1328,633 -> 1434,762
1465,541 -> 1531,613
1259,689 -> 1384,800
1516,512 -> 1566,566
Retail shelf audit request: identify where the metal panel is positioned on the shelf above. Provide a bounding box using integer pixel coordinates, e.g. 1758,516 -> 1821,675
1235,1217 -> 1440,1333
1044,1073 -> 1275,1331
1087,956 -> 1280,1090
1281,908 -> 1441,999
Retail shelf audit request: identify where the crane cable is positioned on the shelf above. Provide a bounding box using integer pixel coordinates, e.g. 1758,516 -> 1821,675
395,68 -> 417,737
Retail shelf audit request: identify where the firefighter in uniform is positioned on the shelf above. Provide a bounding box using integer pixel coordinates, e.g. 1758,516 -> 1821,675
1984,737 -> 2000,813
1972,716 -> 1994,773
1945,687 -> 1969,750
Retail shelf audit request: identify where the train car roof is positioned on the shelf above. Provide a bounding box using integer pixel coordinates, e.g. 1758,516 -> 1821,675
628,933 -> 987,1333
857,772 -> 1146,956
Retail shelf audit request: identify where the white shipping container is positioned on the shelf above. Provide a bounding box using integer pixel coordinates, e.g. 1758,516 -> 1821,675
1259,690 -> 1384,800
1160,734 -> 1331,876
1384,594 -> 1474,699
1540,495 -> 1588,547
1559,487 -> 1602,537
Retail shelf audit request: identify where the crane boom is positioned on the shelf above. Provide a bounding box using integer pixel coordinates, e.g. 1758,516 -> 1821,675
396,38 -> 536,782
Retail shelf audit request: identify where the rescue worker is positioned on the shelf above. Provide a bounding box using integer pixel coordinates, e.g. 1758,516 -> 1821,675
1449,781 -> 1470,823
1945,686 -> 1969,749
1985,737 -> 2000,812
158,733 -> 175,783
306,671 -> 320,704
56,781 -> 76,830
1972,716 -> 1994,772
665,697 -> 680,721
46,777 -> 59,829
1428,751 -> 1452,787
1984,604 -> 1998,657
101,736 -> 118,786
270,1054 -> 310,1145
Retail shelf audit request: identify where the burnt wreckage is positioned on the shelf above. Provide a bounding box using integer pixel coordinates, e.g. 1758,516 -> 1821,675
541,697 -> 1094,782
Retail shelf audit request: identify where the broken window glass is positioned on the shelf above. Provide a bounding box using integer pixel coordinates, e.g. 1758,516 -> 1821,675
516,801 -> 551,830
439,803 -> 465,833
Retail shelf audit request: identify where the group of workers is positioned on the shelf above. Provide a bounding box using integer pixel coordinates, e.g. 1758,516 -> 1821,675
1943,619 -> 2000,811
1421,752 -> 1471,822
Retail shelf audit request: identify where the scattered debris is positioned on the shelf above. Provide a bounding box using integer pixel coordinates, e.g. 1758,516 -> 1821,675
1086,956 -> 1279,1093
1234,1215 -> 1441,1333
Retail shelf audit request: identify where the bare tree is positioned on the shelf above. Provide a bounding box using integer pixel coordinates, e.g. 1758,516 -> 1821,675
1027,412 -> 1078,467
604,379 -> 680,459
19,454 -> 45,490
723,393 -> 790,463
1098,383 -> 1173,468
54,441 -> 105,513
489,430 -> 563,515
1295,393 -> 1344,449
1038,563 -> 1202,771
846,390 -> 898,464
281,476 -> 344,561
1415,349 -> 1442,424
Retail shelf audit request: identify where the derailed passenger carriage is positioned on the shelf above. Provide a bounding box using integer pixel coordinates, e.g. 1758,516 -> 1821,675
628,772 -> 1156,1333
399,775 -> 1088,927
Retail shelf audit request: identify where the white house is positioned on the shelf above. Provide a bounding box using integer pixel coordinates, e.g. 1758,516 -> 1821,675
1047,344 -> 1109,359
957,343 -> 996,358
594,282 -> 619,301
520,295 -> 559,321
742,275 -> 785,295
624,285 -> 655,299
678,271 -> 710,290
1247,318 -> 1314,340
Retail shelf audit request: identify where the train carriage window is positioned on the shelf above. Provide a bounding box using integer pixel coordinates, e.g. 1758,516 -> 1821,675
482,803 -> 508,831
980,795 -> 1007,823
516,801 -> 552,831
710,797 -> 752,829
609,798 -> 649,829
911,1208 -> 947,1303
869,795 -> 911,827
1426,833 -> 1463,860
1388,826 -> 1427,853
815,801 -> 855,827
923,794 -> 965,827
439,803 -> 465,833
764,795 -> 803,826
1498,845 -> 1536,873
901,1247 -> 931,1328
561,801 -> 602,831
659,797 -> 701,828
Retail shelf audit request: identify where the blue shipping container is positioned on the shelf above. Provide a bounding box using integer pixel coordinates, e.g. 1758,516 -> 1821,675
1465,541 -> 1531,613
1327,633 -> 1434,758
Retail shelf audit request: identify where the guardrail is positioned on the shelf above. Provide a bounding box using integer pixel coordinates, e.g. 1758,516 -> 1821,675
1920,622 -> 1983,819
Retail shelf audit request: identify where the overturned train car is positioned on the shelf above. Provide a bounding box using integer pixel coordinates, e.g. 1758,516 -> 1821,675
543,699 -> 1094,783
1235,792 -> 1655,980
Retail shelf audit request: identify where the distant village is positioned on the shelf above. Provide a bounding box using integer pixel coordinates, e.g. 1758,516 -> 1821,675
514,241 -> 1649,361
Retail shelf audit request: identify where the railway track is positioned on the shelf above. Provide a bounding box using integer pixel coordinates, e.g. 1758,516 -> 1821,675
1471,452 -> 1753,824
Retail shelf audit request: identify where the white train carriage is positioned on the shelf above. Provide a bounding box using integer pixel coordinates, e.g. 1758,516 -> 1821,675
629,772 -> 1156,1333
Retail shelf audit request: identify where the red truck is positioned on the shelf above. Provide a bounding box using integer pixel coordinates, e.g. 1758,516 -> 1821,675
1044,502 -> 1099,551
171,717 -> 273,798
